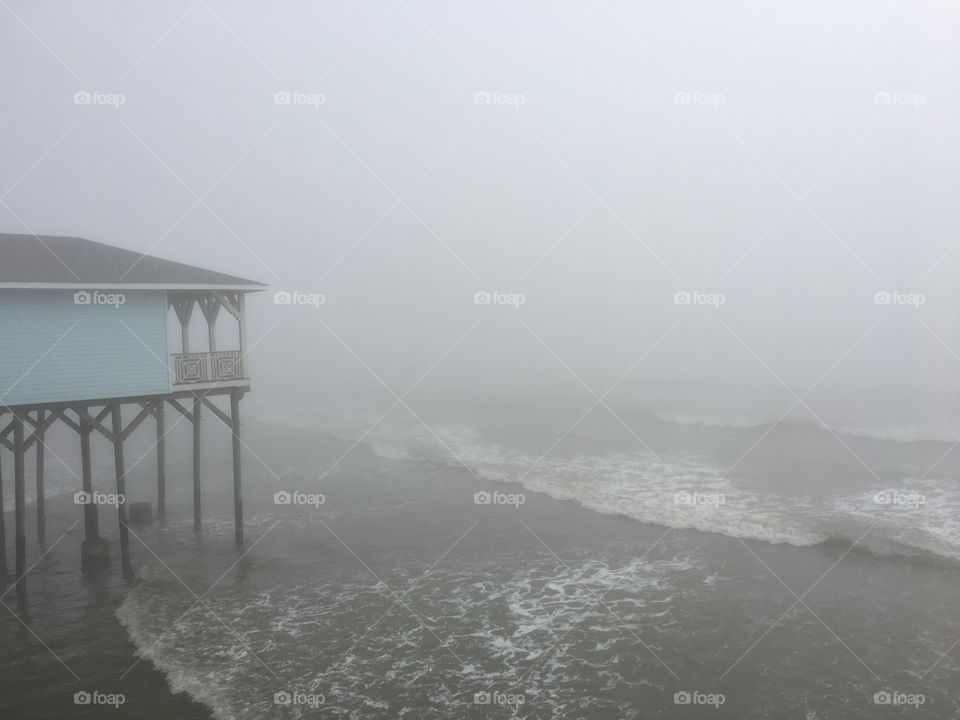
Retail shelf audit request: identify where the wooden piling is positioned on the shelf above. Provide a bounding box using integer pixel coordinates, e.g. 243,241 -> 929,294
156,400 -> 165,520
36,409 -> 45,545
193,396 -> 201,532
230,390 -> 243,547
0,441 -> 7,580
111,405 -> 131,575
13,412 -> 25,594
80,412 -> 99,542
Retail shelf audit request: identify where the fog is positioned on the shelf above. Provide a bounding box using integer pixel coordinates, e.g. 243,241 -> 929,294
3,0 -> 960,433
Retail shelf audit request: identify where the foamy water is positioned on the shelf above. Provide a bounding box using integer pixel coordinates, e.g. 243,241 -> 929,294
290,414 -> 960,561
118,552 -> 691,719
107,418 -> 960,720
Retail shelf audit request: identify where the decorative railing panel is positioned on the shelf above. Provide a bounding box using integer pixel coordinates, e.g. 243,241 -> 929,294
172,351 -> 244,385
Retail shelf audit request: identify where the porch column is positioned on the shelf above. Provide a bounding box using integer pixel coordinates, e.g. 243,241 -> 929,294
200,296 -> 220,353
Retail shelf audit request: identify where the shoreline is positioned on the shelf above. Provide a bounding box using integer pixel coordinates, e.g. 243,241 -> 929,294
0,570 -> 214,720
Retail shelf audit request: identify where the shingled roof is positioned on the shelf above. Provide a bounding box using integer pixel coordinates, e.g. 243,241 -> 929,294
0,234 -> 266,290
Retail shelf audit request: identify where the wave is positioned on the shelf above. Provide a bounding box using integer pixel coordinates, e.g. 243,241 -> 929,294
653,411 -> 960,445
835,423 -> 960,444
257,413 -> 960,563
347,419 -> 960,563
652,412 -> 770,429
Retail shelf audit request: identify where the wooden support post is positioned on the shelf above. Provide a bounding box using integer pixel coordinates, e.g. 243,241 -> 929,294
79,409 -> 110,571
13,412 -> 25,594
193,396 -> 201,532
111,405 -> 131,577
156,401 -> 165,520
0,442 -> 7,580
80,413 -> 99,542
36,409 -> 45,546
230,390 -> 243,547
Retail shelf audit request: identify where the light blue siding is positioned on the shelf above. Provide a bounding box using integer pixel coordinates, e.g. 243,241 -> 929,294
0,289 -> 170,406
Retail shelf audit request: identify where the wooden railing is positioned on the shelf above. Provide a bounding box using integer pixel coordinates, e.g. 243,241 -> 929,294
172,351 -> 244,385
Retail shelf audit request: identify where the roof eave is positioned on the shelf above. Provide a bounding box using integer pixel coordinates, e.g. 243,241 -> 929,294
0,282 -> 269,292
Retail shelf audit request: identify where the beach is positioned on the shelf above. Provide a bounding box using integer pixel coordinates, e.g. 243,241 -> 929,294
2,408 -> 960,718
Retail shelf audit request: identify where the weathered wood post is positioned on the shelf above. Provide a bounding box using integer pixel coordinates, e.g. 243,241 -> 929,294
156,400 -> 165,520
13,411 -> 26,594
230,390 -> 243,547
111,405 -> 131,576
79,409 -> 108,569
80,412 -> 98,541
0,439 -> 7,580
36,409 -> 45,545
193,396 -> 201,531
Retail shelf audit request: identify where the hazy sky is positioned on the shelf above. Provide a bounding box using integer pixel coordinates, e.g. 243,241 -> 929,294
2,1 -> 960,428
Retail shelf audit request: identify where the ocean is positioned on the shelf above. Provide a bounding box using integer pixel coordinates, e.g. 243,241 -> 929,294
2,402 -> 960,718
